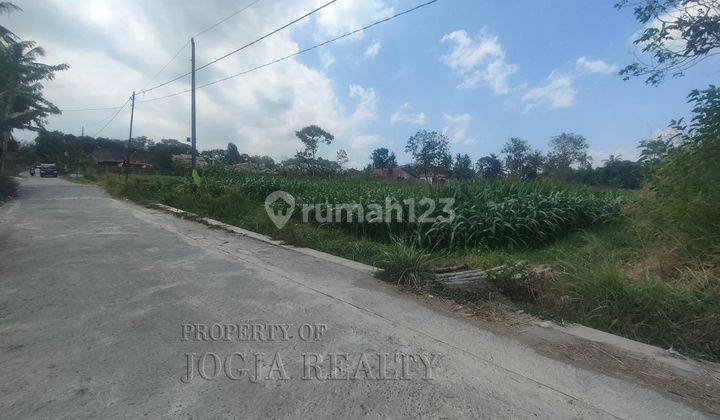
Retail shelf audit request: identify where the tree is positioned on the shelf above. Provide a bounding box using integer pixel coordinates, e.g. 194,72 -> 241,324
545,132 -> 590,181
295,125 -> 334,159
0,2 -> 21,46
370,147 -> 397,176
501,137 -> 530,178
476,154 -> 503,179
147,139 -> 191,172
452,153 -> 475,180
336,149 -> 348,168
637,135 -> 675,175
405,130 -> 451,177
0,40 -> 68,174
616,0 -> 720,85
226,142 -> 241,164
522,150 -> 545,180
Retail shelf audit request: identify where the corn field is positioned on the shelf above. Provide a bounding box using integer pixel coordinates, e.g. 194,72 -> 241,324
193,169 -> 625,250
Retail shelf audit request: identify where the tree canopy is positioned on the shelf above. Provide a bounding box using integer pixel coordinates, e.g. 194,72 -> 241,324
617,0 -> 720,85
405,130 -> 451,176
295,125 -> 334,159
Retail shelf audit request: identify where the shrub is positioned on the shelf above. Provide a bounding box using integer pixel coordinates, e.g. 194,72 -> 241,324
376,238 -> 433,288
0,175 -> 18,201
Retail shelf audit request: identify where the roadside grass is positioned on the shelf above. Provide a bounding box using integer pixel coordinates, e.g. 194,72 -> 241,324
0,175 -> 18,204
91,173 -> 720,361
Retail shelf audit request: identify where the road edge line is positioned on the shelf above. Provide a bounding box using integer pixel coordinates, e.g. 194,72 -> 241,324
150,203 -> 380,275
149,202 -> 718,379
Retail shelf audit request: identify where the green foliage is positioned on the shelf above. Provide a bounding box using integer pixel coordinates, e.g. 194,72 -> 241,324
295,125 -> 333,159
616,0 -> 720,85
184,169 -> 625,250
577,157 -> 644,189
545,132 -> 591,182
451,153 -> 474,180
632,137 -> 720,262
476,154 -> 503,179
377,238 -> 432,288
629,86 -> 720,267
0,173 -> 17,201
544,227 -> 720,360
226,142 -> 241,164
0,2 -> 21,46
405,130 -> 451,176
370,147 -> 397,173
501,137 -> 545,180
336,149 -> 348,168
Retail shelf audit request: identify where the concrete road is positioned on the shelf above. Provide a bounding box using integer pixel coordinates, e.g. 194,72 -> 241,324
0,176 -> 709,419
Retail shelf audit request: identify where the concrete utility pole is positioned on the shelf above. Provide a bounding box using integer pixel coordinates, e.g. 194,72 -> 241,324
190,38 -> 197,170
125,91 -> 136,183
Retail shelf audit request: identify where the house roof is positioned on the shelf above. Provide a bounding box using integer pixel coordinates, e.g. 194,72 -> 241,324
372,167 -> 411,178
92,149 -> 147,164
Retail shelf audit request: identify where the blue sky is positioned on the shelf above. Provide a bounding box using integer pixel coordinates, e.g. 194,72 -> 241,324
6,0 -> 719,167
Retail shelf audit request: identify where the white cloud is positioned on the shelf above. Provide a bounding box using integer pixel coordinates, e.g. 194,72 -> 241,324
390,102 -> 427,125
521,73 -> 577,110
576,57 -> 617,75
319,49 -> 335,68
364,40 -> 382,59
443,113 -> 476,145
316,0 -> 393,39
589,148 -> 639,167
348,84 -> 378,121
351,134 -> 382,150
10,0 -> 385,168
440,29 -> 518,94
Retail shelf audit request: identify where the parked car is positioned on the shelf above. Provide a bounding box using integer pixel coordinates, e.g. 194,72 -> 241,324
39,164 -> 59,178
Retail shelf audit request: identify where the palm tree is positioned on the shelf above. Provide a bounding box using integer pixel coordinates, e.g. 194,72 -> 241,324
0,2 -> 21,46
0,40 -> 68,174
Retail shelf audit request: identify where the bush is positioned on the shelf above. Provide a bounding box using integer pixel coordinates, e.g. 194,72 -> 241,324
376,238 -> 433,288
630,137 -> 720,266
0,175 -> 18,201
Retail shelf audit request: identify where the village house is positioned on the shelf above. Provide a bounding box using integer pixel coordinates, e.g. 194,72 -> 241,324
92,150 -> 152,171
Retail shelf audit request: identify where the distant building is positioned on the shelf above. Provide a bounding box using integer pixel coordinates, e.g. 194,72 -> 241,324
344,168 -> 364,178
417,171 -> 449,186
372,167 -> 414,181
93,150 -> 151,170
172,154 -> 208,166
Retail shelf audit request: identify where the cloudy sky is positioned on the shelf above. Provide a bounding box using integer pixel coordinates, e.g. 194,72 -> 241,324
4,0 -> 718,167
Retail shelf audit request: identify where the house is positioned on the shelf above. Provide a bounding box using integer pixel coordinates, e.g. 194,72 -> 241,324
344,168 -> 363,178
93,150 -> 151,171
172,154 -> 208,166
418,171 -> 449,186
372,166 -> 414,181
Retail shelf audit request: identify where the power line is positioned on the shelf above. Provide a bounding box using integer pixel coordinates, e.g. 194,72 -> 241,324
192,0 -> 263,39
139,0 -> 439,104
141,0 -> 338,94
60,105 -> 123,112
91,95 -> 132,137
196,0 -> 337,71
138,0 -> 264,94
139,41 -> 190,93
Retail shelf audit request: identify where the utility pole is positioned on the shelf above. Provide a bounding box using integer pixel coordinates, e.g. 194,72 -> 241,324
125,91 -> 136,184
190,37 -> 197,170
81,126 -> 84,137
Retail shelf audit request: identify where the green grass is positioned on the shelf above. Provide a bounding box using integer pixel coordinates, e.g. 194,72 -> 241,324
93,172 -> 719,361
0,175 -> 18,204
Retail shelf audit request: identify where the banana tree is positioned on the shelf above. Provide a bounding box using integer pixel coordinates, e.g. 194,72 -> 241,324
0,40 -> 67,174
